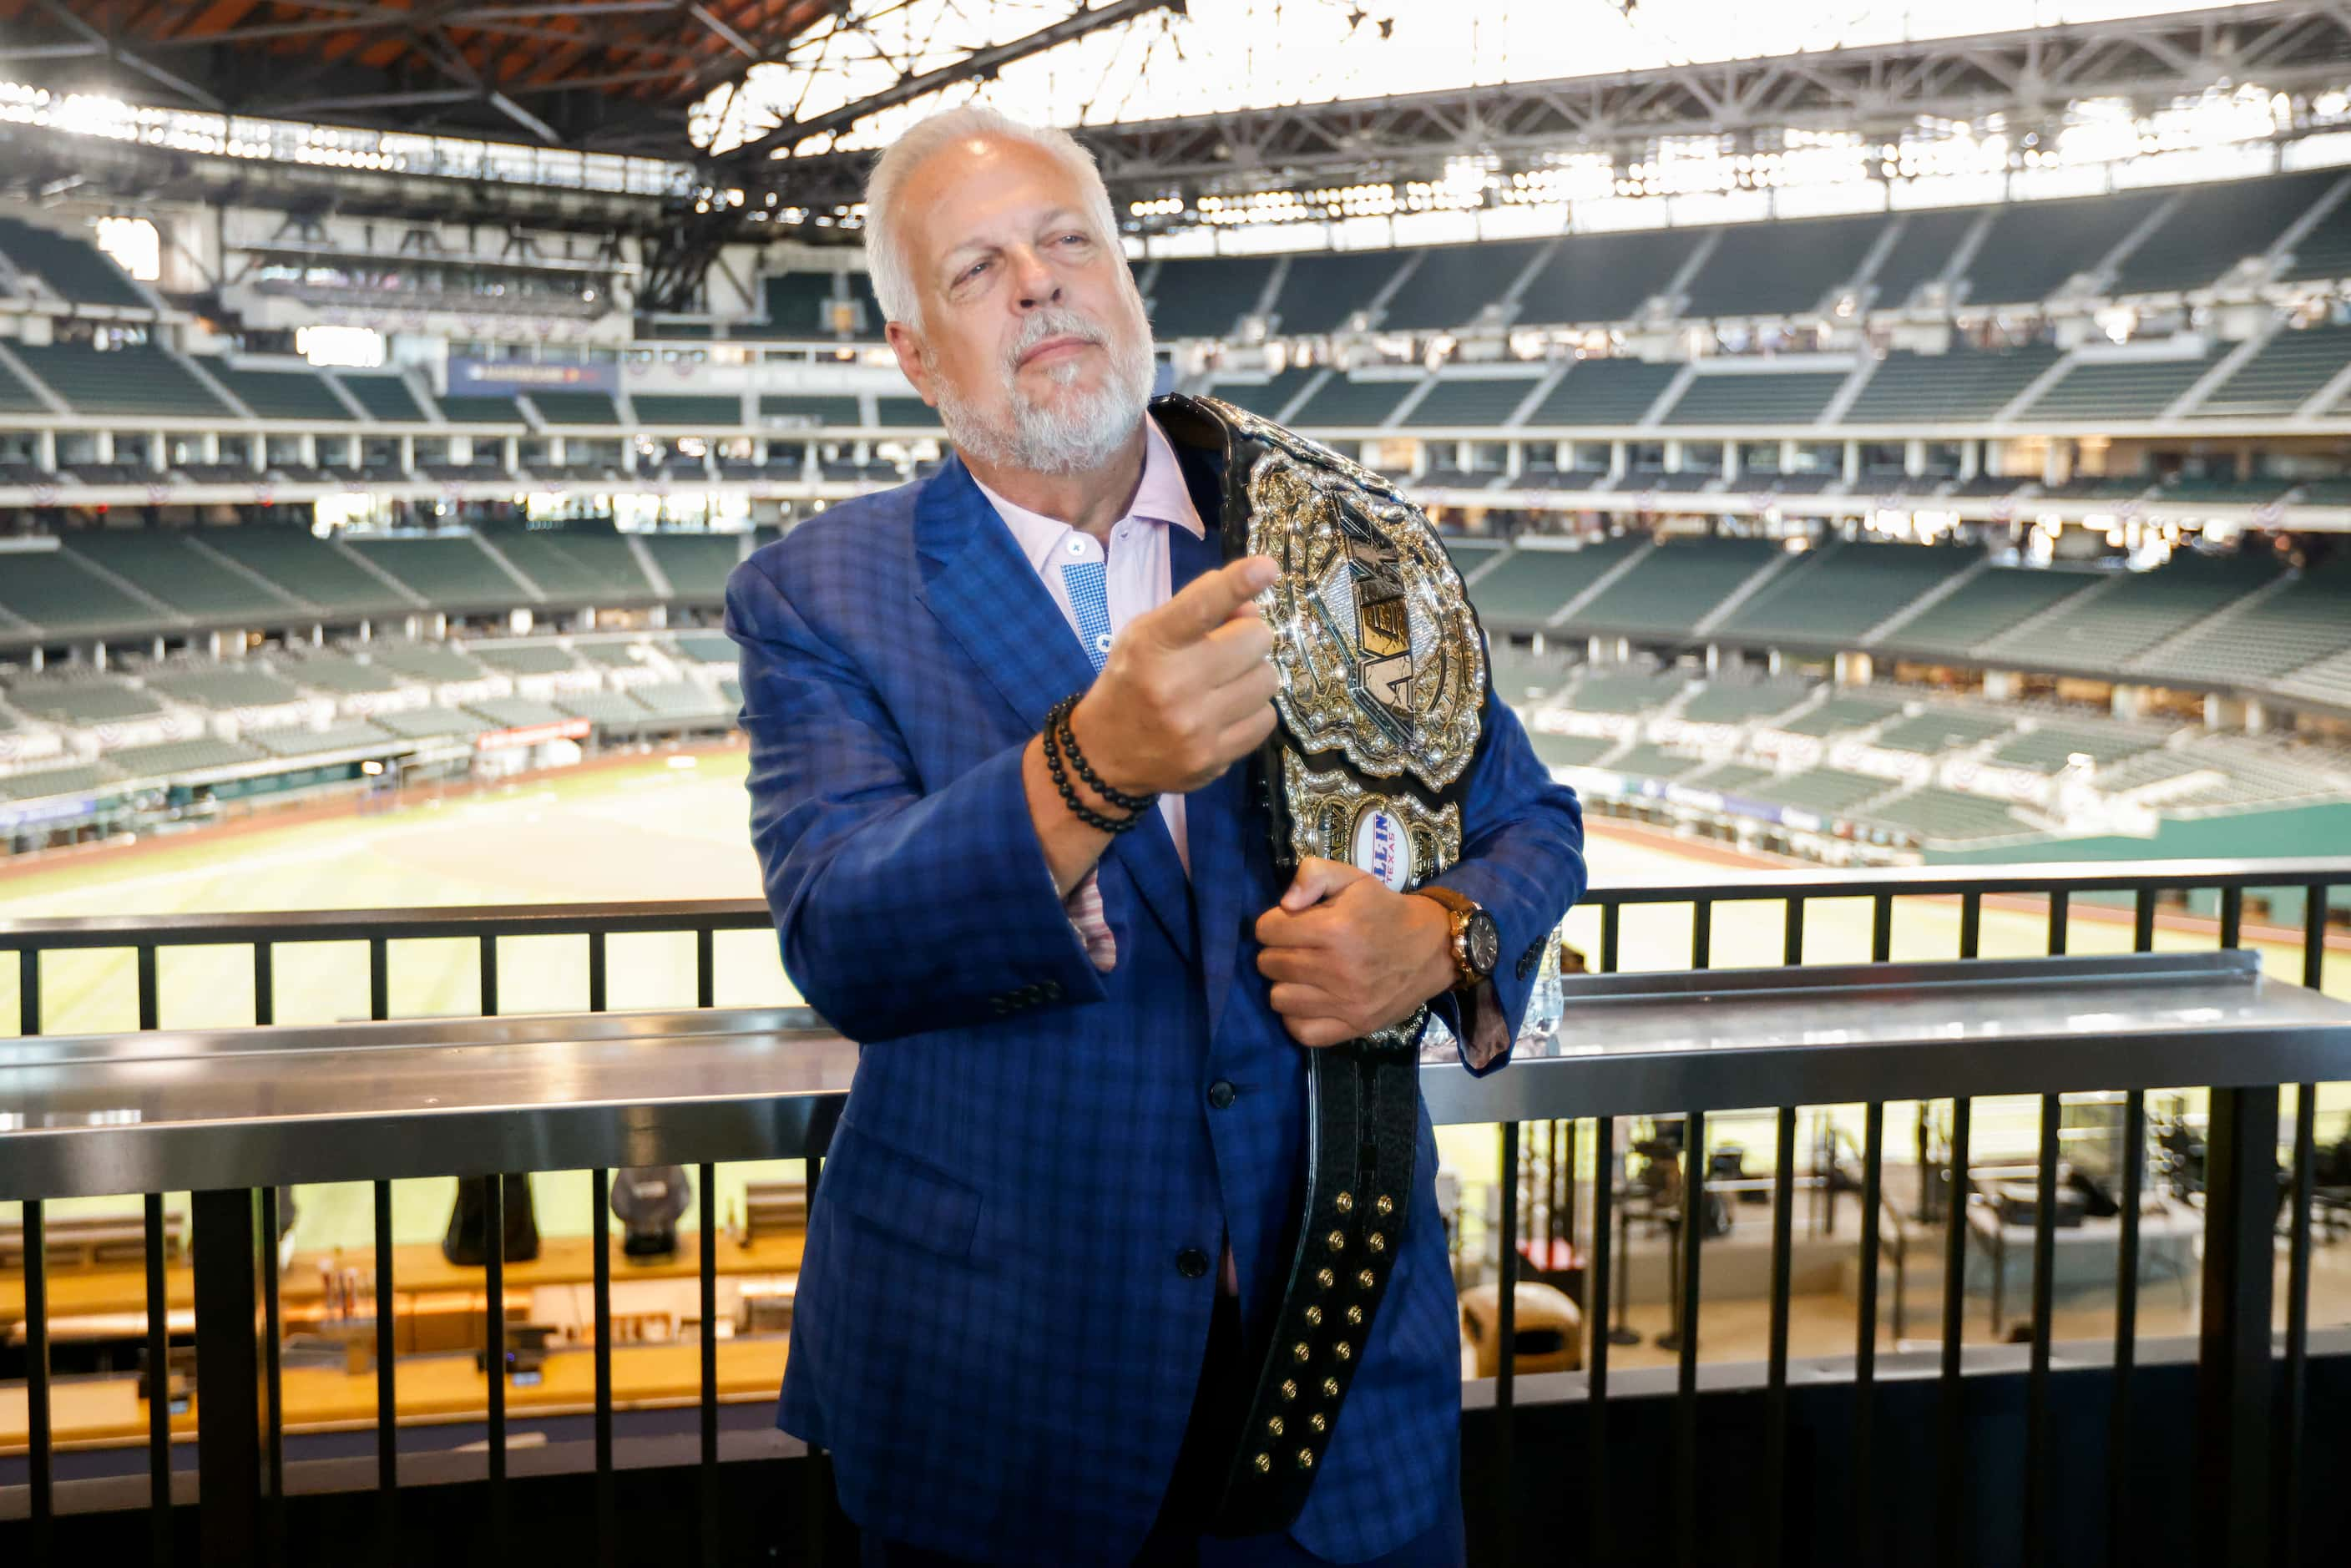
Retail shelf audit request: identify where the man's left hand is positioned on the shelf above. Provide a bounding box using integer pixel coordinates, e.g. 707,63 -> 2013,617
1254,857 -> 1459,1048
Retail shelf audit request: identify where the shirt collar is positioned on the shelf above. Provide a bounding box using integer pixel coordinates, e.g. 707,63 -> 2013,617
973,413 -> 1206,576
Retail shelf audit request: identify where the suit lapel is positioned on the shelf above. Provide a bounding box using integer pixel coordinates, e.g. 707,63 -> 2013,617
913,455 -> 1197,964
1166,460 -> 1258,1044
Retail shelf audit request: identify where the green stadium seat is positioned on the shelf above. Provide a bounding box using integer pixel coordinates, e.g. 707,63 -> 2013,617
438,396 -> 528,423
1842,346 -> 2064,424
1770,694 -> 1903,736
366,641 -> 487,683
631,680 -> 733,721
1404,378 -> 1543,427
761,271 -> 841,335
373,706 -> 493,739
2112,170 -> 2340,296
0,215 -> 150,310
1863,208 -> 1985,310
276,653 -> 404,695
1610,742 -> 1700,781
2190,326 -> 2351,419
1713,541 -> 1967,646
670,630 -> 740,665
8,344 -> 230,419
759,394 -> 861,427
1874,710 -> 2013,753
468,695 -> 572,728
202,529 -> 420,617
249,722 -> 398,759
1677,680 -> 1812,724
1379,240 -> 1549,333
641,534 -> 744,600
335,373 -> 430,422
1752,768 -> 1890,813
5,678 -> 164,726
1569,670 -> 1684,714
634,395 -> 744,425
1883,568 -> 2099,655
1679,213 -> 1887,319
144,668 -> 306,711
1860,786 -> 2026,843
875,397 -> 942,427
104,736 -> 263,778
2131,561 -> 2351,684
469,642 -> 581,676
1988,726 -> 2155,774
345,537 -> 515,611
1567,538 -> 1781,637
488,530 -> 655,604
1682,762 -> 1776,795
0,349 -> 47,414
212,362 -> 352,421
1467,537 -> 1643,626
0,761 -> 119,802
1515,228 -> 1701,327
1962,190 -> 2166,306
1290,375 -> 1415,428
1267,251 -> 1408,336
557,691 -> 651,726
531,391 -> 622,426
1982,554 -> 2281,665
1521,360 -> 1681,427
2021,353 -> 2217,421
1146,256 -> 1277,339
1528,732 -> 1615,769
0,549 -> 172,635
63,532 -> 308,624
1201,368 -> 1317,421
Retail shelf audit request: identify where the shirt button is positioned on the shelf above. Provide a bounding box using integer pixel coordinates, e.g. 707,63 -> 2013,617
1065,538 -> 1084,555
1093,632 -> 1113,656
1175,1247 -> 1211,1279
1207,1080 -> 1236,1110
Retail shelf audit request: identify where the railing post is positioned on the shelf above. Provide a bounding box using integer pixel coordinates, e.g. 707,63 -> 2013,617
2193,1085 -> 2277,1564
192,1187 -> 261,1566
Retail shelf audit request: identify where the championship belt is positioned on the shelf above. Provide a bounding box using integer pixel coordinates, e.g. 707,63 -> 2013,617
1151,394 -> 1487,1532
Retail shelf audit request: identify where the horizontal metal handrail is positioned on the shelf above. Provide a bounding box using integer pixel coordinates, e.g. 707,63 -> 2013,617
0,853 -> 2347,951
4,861 -> 2346,1568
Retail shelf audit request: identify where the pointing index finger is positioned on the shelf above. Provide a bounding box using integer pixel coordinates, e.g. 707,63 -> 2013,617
1150,555 -> 1277,645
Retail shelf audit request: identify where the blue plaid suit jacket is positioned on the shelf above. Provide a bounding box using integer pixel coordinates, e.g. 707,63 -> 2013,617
725,440 -> 1586,1566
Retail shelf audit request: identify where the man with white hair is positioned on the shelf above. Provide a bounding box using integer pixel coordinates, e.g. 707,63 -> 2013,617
726,106 -> 1585,1566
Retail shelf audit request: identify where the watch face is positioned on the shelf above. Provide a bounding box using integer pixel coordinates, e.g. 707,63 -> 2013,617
1464,910 -> 1500,977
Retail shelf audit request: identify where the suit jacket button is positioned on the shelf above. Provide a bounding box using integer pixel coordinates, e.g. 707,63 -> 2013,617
1207,1080 -> 1236,1110
1176,1247 -> 1211,1279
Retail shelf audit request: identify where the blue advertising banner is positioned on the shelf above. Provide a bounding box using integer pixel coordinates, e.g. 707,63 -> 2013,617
447,357 -> 619,395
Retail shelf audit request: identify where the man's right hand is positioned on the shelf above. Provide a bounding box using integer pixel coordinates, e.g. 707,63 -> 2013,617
1067,555 -> 1282,797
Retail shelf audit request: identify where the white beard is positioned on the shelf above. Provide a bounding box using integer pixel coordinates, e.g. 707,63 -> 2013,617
931,303 -> 1157,477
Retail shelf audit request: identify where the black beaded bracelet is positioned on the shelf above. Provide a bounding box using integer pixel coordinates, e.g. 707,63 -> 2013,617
1043,716 -> 1150,835
1047,694 -> 1158,815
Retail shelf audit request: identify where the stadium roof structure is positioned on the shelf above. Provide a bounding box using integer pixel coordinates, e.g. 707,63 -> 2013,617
0,0 -> 842,154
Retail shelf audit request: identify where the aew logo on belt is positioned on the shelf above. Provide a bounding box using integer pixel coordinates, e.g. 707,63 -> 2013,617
1341,513 -> 1415,737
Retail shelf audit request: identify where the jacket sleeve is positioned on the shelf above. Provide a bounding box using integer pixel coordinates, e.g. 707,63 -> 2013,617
1423,681 -> 1587,1076
725,552 -> 1110,1043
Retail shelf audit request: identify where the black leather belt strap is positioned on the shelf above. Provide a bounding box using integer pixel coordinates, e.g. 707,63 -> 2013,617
1152,392 -> 1475,1535
1213,1035 -> 1421,1534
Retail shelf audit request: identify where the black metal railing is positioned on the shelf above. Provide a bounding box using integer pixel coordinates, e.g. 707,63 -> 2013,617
3,857 -> 2348,1567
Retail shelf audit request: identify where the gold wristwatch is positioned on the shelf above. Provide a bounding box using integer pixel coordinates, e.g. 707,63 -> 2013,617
1410,885 -> 1499,993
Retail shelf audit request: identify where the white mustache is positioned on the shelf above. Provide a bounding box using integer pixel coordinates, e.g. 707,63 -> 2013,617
1007,308 -> 1105,373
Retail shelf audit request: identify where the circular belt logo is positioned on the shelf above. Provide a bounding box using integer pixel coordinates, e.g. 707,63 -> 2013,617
1351,806 -> 1413,891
